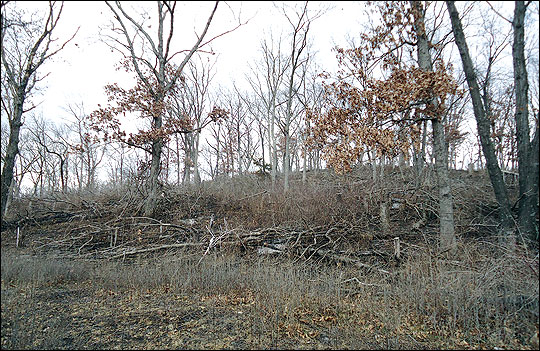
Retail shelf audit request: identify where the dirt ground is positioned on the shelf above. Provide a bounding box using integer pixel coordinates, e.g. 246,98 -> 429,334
2,275 -> 404,350
2,254 -> 536,350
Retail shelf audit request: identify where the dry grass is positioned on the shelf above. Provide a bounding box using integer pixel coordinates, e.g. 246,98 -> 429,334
1,166 -> 538,349
2,237 -> 538,349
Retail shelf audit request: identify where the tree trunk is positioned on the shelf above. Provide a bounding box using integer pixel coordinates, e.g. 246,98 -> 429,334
302,132 -> 307,184
176,135 -> 181,186
413,120 -> 427,187
270,102 -> 277,190
259,121 -> 266,174
284,68 -> 295,193
183,133 -> 192,184
432,118 -> 456,251
370,150 -> 377,182
144,113 -> 164,217
446,1 -> 515,244
193,131 -> 201,185
513,1 -> 539,241
413,0 -> 456,253
284,129 -> 290,192
1,92 -> 24,216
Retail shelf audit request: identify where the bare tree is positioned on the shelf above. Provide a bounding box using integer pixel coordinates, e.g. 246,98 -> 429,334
169,55 -> 217,185
237,90 -> 270,176
1,1 -> 77,215
222,84 -> 259,176
297,64 -> 325,183
91,1 -> 237,216
205,117 -> 224,179
446,1 -> 538,246
280,1 -> 319,192
246,34 -> 290,190
65,102 -> 107,190
24,114 -> 59,195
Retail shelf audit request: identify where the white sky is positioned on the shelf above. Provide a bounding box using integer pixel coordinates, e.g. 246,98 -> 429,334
20,1 -> 367,124
5,1 -> 537,176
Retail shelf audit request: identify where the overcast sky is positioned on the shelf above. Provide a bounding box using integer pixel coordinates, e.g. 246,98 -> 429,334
6,1 -> 537,174
16,1 -> 367,124
13,2 -> 533,122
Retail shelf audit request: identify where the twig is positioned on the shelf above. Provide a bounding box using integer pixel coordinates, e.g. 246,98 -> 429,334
78,236 -> 93,255
340,277 -> 384,287
236,190 -> 268,202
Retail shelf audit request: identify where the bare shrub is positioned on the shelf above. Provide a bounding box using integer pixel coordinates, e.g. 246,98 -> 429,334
1,250 -> 94,286
387,240 -> 539,346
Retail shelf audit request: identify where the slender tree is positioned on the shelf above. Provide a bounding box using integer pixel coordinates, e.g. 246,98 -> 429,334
446,1 -> 538,246
246,34 -> 289,190
411,0 -> 456,253
1,1 -> 76,215
65,102 -> 106,190
281,1 -> 318,192
169,55 -> 217,185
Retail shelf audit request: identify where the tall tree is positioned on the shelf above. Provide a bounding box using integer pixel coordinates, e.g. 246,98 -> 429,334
91,1 -> 232,216
246,34 -> 289,190
297,65 -> 325,183
1,1 -> 76,216
281,1 -> 318,192
307,1 -> 459,251
169,55 -> 217,185
445,1 -> 538,244
512,1 -> 539,241
411,0 -> 456,253
65,102 -> 106,190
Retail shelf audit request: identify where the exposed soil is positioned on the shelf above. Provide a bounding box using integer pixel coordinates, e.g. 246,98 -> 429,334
0,276 -> 462,350
2,249 -> 537,350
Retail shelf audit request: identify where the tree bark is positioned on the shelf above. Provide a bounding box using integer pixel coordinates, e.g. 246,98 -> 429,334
512,0 -> 539,241
1,95 -> 23,216
446,1 -> 515,244
412,0 -> 456,253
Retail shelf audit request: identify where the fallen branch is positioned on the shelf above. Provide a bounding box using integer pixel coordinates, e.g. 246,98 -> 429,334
306,247 -> 391,274
110,242 -> 206,259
